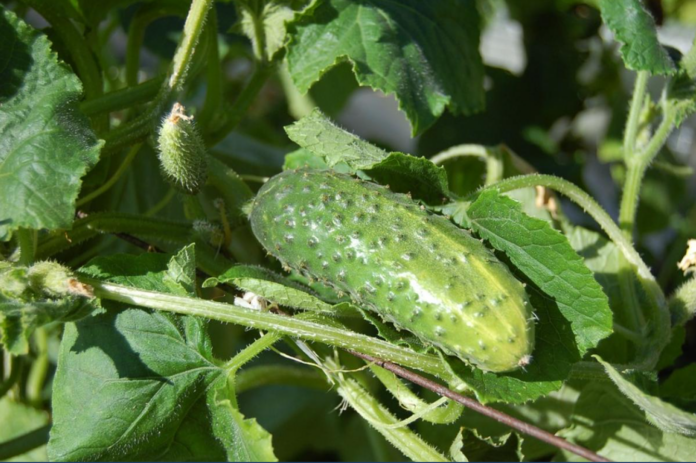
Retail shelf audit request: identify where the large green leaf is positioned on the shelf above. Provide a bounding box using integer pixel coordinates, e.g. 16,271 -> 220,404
599,0 -> 675,75
286,0 -> 484,135
0,8 -> 102,238
596,356 -> 696,437
467,190 -> 613,355
559,382 -> 696,461
48,248 -> 276,461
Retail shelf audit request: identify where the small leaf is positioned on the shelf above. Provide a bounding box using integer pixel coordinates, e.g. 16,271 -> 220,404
449,429 -> 469,462
286,0 -> 485,134
467,190 -> 613,355
285,109 -> 389,171
667,39 -> 696,126
0,8 -> 102,238
203,264 -> 335,313
599,0 -> 675,75
595,356 -> 696,437
208,377 -> 278,462
362,153 -> 449,204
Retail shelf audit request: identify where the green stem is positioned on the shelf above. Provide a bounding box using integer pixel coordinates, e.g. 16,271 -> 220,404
166,0 -> 214,93
623,71 -> 649,163
16,229 -> 36,266
207,63 -> 275,145
235,364 -> 329,394
26,328 -> 49,406
197,8 -> 222,129
0,425 -> 51,461
0,356 -> 22,400
104,0 -> 213,156
618,109 -> 676,235
36,213 -> 193,258
76,144 -> 142,207
126,6 -> 180,87
85,278 -> 447,378
431,144 -> 504,185
223,333 -> 281,373
80,77 -> 164,116
333,367 -> 448,462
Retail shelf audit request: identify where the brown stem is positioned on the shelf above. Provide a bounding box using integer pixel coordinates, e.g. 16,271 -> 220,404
349,351 -> 611,463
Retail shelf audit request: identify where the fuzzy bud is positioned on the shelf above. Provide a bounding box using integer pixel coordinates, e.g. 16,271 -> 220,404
157,103 -> 208,195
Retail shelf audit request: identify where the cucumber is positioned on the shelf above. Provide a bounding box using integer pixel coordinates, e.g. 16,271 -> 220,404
249,170 -> 535,372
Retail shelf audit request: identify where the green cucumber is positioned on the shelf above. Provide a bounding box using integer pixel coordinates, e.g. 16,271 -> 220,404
249,170 -> 535,372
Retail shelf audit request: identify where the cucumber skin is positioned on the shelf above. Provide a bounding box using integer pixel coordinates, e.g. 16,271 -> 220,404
250,170 -> 534,372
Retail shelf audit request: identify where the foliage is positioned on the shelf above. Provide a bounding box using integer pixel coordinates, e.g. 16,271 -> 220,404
1,0 -> 696,461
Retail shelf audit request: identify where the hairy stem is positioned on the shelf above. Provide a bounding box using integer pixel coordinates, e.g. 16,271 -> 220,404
80,77 -> 164,116
85,278 -> 447,378
197,8 -> 222,128
623,71 -> 649,163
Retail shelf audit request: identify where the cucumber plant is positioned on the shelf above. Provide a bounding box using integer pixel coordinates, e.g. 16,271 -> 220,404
1,0 -> 696,462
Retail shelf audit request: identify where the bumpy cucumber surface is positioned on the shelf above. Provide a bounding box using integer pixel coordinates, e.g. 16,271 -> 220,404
250,170 -> 535,372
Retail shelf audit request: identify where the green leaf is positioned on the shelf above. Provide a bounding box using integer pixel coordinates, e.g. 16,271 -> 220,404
559,382 -> 696,462
0,262 -> 94,355
285,109 -> 389,171
286,0 -> 484,134
49,250 -> 276,461
467,191 -> 613,355
362,153 -> 449,204
595,356 -> 696,437
203,264 -> 335,313
235,0 -> 314,61
207,377 -> 278,462
598,0 -> 675,75
0,8 -> 102,238
449,429 -> 469,462
0,397 -> 49,462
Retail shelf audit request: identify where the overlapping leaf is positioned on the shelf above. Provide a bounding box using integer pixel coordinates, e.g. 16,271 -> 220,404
286,0 -> 484,134
467,191 -> 613,355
